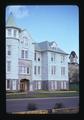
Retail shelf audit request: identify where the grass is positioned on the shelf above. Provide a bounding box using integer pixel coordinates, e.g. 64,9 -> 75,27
6,90 -> 79,99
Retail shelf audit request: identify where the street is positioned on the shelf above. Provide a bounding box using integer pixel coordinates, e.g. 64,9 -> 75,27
6,96 -> 79,113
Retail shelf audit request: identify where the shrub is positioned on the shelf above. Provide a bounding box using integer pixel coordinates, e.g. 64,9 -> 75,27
53,102 -> 65,109
27,103 -> 37,111
47,109 -> 52,114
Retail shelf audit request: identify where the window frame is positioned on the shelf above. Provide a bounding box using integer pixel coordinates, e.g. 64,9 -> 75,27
38,66 -> 40,74
27,67 -> 30,74
7,45 -> 11,55
61,67 -> 65,76
34,52 -> 36,61
34,66 -> 36,75
14,29 -> 17,37
7,61 -> 11,72
8,28 -> 11,36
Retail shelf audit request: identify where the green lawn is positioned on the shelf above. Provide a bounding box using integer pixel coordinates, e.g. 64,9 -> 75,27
6,90 -> 79,99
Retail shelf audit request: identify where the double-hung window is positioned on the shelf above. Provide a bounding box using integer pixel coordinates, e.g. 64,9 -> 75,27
34,66 -> 36,75
34,53 -> 36,61
7,61 -> 11,72
8,28 -> 11,36
21,50 -> 24,58
27,67 -> 30,74
61,67 -> 65,76
21,50 -> 28,59
14,29 -> 17,37
38,66 -> 40,74
7,45 -> 11,55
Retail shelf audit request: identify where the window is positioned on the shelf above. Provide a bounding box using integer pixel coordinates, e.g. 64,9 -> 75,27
51,81 -> 54,90
21,50 -> 28,59
61,82 -> 64,89
7,61 -> 11,72
51,66 -> 53,74
38,66 -> 40,74
55,81 -> 57,89
64,82 -> 67,89
12,80 -> 16,90
61,55 -> 65,63
25,51 -> 28,58
14,29 -> 17,37
34,53 -> 36,61
34,66 -> 36,74
38,58 -> 40,61
51,57 -> 53,61
7,79 -> 10,89
54,66 -> 56,74
53,53 -> 56,61
7,45 -> 11,55
51,53 -> 56,62
27,67 -> 29,74
51,66 -> 56,75
61,67 -> 65,76
19,66 -> 22,73
19,66 -> 30,74
23,36 -> 28,46
23,66 -> 26,73
35,82 -> 38,90
38,81 -> 41,89
8,28 -> 11,36
21,50 -> 24,58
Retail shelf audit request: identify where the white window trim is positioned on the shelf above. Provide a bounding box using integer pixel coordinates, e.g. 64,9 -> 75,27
19,66 -> 30,75
21,50 -> 28,59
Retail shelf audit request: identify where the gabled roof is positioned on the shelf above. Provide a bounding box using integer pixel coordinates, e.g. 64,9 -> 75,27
34,41 -> 68,55
6,12 -> 17,27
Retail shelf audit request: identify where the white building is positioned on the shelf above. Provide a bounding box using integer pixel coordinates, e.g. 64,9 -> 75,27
6,13 -> 69,92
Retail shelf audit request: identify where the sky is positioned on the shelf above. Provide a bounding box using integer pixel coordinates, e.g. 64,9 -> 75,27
6,5 -> 79,63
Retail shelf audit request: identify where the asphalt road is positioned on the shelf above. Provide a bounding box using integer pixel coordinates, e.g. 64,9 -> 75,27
6,96 -> 79,113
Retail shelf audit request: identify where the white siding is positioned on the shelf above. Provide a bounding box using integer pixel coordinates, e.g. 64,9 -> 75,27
33,51 -> 42,81
6,38 -> 19,79
41,52 -> 48,80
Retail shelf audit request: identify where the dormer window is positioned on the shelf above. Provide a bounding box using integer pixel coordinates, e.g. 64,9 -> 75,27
50,42 -> 57,49
8,28 -> 11,36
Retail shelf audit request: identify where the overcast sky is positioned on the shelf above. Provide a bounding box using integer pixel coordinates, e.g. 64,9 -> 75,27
6,5 -> 79,63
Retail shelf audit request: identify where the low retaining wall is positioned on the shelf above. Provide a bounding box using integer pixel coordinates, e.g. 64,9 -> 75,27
12,107 -> 79,114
